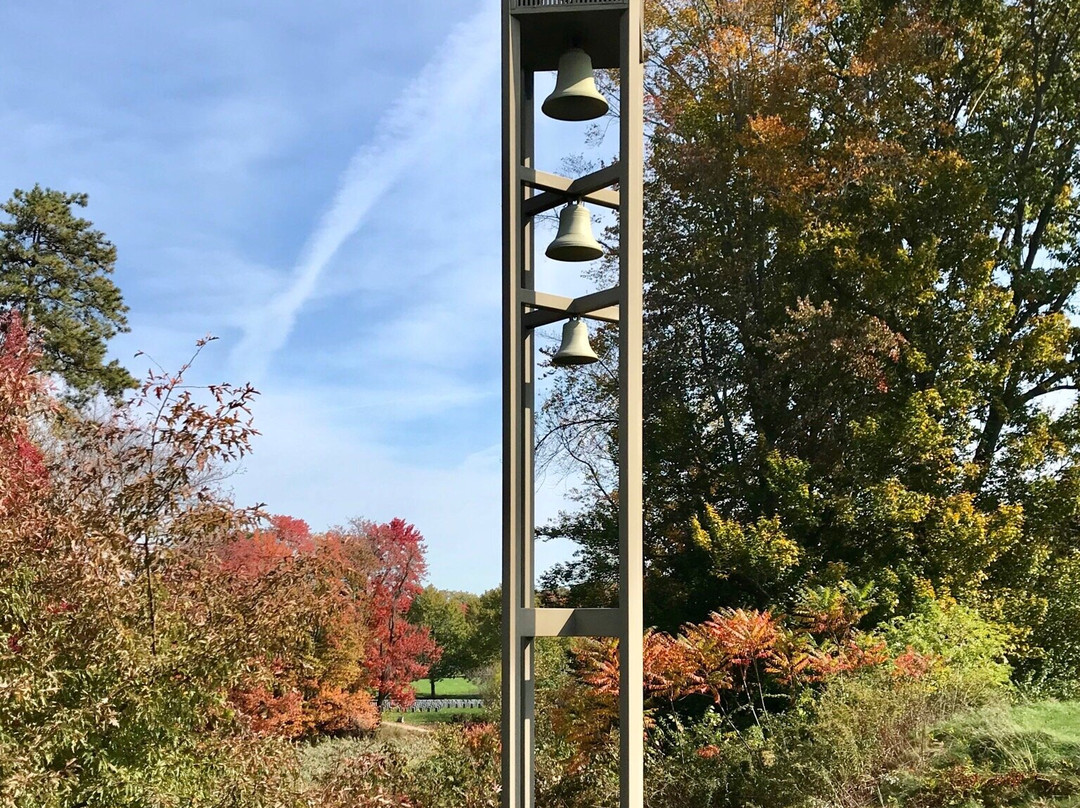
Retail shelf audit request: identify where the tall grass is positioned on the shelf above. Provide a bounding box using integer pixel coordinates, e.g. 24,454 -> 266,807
878,700 -> 1080,807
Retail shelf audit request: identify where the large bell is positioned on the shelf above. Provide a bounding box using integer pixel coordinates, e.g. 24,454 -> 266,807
552,317 -> 599,366
542,48 -> 609,122
546,201 -> 604,262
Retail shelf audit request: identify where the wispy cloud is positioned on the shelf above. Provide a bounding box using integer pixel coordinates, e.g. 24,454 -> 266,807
231,0 -> 498,380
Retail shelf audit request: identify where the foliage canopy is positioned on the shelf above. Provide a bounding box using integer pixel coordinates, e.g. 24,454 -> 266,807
0,320 -> 438,804
541,0 -> 1080,683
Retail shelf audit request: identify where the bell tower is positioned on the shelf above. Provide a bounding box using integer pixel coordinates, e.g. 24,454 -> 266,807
500,0 -> 644,807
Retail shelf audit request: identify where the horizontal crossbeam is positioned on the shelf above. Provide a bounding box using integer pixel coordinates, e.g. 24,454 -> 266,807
521,164 -> 621,216
521,286 -> 620,328
518,607 -> 621,637
511,1 -> 629,14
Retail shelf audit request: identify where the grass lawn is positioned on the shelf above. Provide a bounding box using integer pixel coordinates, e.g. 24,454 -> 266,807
884,699 -> 1080,807
383,706 -> 487,726
1010,699 -> 1080,747
410,677 -> 481,697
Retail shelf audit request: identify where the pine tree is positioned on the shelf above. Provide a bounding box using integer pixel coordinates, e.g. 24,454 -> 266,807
0,185 -> 136,399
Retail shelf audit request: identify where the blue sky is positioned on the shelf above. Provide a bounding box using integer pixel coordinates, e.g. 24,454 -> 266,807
0,0 -> 612,593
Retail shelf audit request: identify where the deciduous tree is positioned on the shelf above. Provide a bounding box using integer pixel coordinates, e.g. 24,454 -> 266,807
541,0 -> 1080,682
0,335 -> 305,806
219,515 -> 379,738
464,586 -> 503,675
409,586 -> 474,696
356,517 -> 438,707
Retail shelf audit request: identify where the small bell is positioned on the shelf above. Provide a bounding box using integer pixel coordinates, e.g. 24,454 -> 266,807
552,317 -> 599,366
546,201 -> 604,262
542,48 -> 609,122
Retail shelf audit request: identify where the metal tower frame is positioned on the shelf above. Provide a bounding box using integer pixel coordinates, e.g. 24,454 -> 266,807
501,2 -> 644,807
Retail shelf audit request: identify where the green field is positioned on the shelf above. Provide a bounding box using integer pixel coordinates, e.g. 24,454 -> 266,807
882,700 -> 1080,807
389,677 -> 485,726
1010,699 -> 1080,747
382,707 -> 487,726
409,677 -> 481,697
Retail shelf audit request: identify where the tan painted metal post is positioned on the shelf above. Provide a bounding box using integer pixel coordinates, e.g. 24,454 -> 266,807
618,3 -> 645,806
521,65 -> 537,808
502,7 -> 537,808
502,7 -> 524,808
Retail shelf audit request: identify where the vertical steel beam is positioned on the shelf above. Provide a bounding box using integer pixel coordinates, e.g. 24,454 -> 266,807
618,4 -> 645,808
501,6 -> 524,808
502,8 -> 536,808
520,69 -> 537,808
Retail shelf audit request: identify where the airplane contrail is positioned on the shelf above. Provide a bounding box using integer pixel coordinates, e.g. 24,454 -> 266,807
232,0 -> 498,379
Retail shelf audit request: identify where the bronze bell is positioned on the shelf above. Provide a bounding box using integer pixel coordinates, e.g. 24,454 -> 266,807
552,317 -> 599,366
546,201 -> 604,262
542,47 -> 609,122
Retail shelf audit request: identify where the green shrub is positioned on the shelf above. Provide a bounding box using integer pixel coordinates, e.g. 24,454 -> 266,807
534,724 -> 619,808
408,724 -> 501,808
770,671 -> 970,807
884,598 -> 1012,702
645,599 -> 1015,808
304,743 -> 415,808
1018,551 -> 1080,695
647,671 -> 1007,808
647,710 -> 767,808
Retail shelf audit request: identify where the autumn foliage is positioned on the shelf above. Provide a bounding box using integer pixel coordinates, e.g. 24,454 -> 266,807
219,515 -> 379,739
0,313 -> 48,515
0,324 -> 439,804
219,515 -> 438,736
0,332 -> 287,805
552,593 -> 938,770
362,517 -> 439,707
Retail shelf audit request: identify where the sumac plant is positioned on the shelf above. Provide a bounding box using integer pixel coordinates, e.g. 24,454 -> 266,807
552,594 -> 939,769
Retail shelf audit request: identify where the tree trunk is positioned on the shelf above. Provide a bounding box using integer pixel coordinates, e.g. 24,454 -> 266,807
970,396 -> 1008,494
